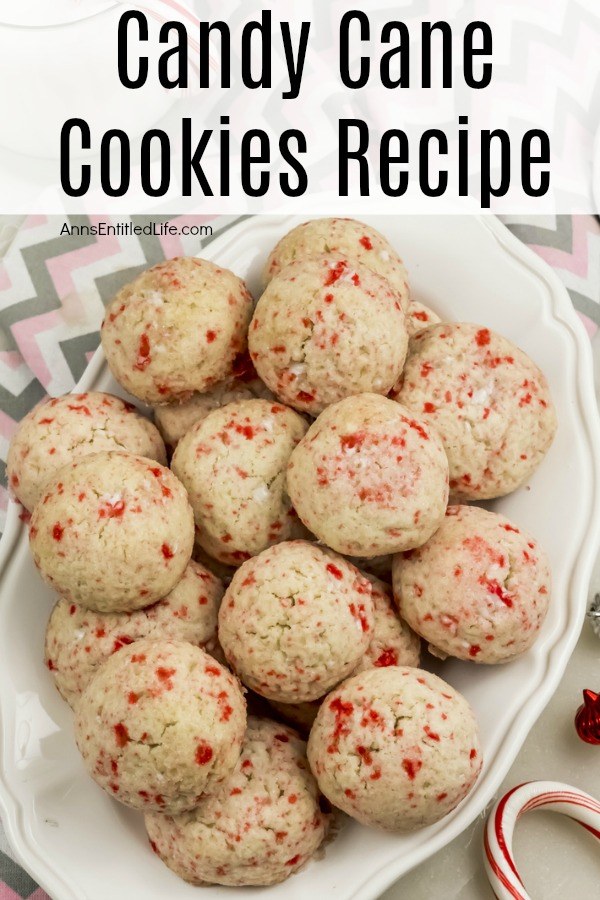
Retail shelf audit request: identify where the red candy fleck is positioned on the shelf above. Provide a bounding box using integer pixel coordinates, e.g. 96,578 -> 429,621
230,787 -> 242,796
469,644 -> 482,658
113,635 -> 134,652
52,523 -> 64,541
297,390 -> 315,402
475,328 -> 491,347
69,605 -> 76,615
288,794 -> 298,804
98,498 -> 125,519
422,402 -> 436,413
326,563 -> 343,580
437,792 -> 448,802
407,419 -> 429,440
374,648 -> 398,667
340,431 -> 366,451
156,666 -> 176,683
161,543 -> 174,559
286,855 -> 301,867
349,603 -> 370,632
38,417 -> 54,425
47,659 -> 56,671
234,423 -> 255,440
402,758 -> 422,780
128,692 -> 139,705
356,745 -> 373,765
470,748 -> 478,759
206,330 -> 217,343
114,723 -> 130,747
134,333 -> 151,371
424,726 -> 440,742
479,576 -> 513,607
359,235 -> 373,250
324,261 -> 346,285
413,310 -> 428,322
275,733 -> 290,743
195,742 -> 214,765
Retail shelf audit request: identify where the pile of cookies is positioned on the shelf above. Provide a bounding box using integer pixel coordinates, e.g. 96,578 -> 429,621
8,218 -> 557,888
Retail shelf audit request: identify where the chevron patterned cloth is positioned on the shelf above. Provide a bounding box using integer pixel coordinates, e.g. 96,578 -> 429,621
0,214 -> 598,898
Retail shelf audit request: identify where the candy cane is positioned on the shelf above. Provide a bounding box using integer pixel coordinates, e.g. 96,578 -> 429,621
483,781 -> 600,900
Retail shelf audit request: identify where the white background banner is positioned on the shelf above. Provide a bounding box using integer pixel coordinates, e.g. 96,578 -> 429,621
0,0 -> 598,214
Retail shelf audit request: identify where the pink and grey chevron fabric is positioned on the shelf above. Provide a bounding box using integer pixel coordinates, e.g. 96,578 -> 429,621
0,212 -> 598,897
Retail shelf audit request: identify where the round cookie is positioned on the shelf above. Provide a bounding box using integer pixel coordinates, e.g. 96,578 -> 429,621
74,639 -> 246,813
7,391 -> 166,512
406,301 -> 441,337
218,541 -> 374,703
354,575 -> 421,672
101,257 -> 254,405
392,505 -> 551,663
263,217 -> 410,309
30,452 -> 194,613
392,323 -> 557,499
154,361 -> 274,449
145,717 -> 330,886
45,560 -> 224,708
250,254 -> 408,415
307,666 -> 481,832
171,399 -> 309,566
287,393 -> 449,556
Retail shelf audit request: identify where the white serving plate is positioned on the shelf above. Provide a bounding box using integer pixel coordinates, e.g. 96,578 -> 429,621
0,215 -> 599,900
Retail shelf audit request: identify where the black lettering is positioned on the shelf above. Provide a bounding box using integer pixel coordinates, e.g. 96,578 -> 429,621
521,130 -> 550,197
241,11 -> 271,89
281,22 -> 311,99
339,11 -> 370,88
140,130 -> 170,196
117,11 -> 148,89
380,129 -> 409,196
419,129 -> 449,197
481,129 -> 511,208
60,119 -> 91,197
198,22 -> 230,88
380,22 -> 409,88
339,119 -> 370,195
279,130 -> 308,196
241,130 -> 270,196
421,21 -> 452,88
463,22 -> 493,88
100,130 -> 130,197
158,22 -> 187,88
182,119 -> 213,195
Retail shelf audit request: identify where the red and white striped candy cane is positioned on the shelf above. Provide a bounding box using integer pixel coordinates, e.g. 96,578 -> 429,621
483,781 -> 600,899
